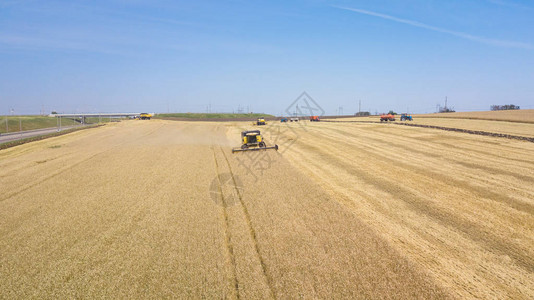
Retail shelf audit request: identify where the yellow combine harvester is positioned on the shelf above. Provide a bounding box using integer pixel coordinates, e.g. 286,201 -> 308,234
232,130 -> 278,153
139,113 -> 152,120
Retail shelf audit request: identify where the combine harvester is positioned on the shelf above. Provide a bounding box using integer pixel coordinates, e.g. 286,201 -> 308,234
232,130 -> 278,153
139,113 -> 152,120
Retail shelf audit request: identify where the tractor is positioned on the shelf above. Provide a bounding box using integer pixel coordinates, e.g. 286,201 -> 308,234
400,114 -> 413,121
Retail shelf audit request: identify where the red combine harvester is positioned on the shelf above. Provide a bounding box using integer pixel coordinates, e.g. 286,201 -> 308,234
310,116 -> 320,122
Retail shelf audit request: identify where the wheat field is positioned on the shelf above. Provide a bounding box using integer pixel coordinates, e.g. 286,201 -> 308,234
1,119 -> 533,298
333,115 -> 534,138
274,120 -> 534,299
414,109 -> 534,123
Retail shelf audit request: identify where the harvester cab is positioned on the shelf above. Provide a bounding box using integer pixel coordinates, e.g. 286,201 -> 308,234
232,130 -> 279,153
256,118 -> 266,125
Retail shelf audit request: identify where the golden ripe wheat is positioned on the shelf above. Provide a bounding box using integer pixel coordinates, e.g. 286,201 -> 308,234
1,118 -> 532,298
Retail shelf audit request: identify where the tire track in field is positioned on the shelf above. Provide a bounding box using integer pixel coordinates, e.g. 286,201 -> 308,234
352,123 -> 534,167
0,123 -> 166,203
304,126 -> 534,220
285,137 -> 534,298
322,120 -> 534,143
318,125 -> 534,200
210,145 -> 240,299
287,134 -> 534,273
309,124 -> 534,200
271,134 -> 524,298
219,146 -> 276,299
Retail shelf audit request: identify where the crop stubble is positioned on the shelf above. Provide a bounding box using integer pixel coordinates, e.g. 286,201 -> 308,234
277,120 -> 534,299
0,120 -> 453,298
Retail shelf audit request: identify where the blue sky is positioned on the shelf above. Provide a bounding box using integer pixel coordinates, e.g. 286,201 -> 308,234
1,0 -> 533,115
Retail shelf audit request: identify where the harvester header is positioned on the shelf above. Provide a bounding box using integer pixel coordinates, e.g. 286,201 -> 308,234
232,130 -> 279,153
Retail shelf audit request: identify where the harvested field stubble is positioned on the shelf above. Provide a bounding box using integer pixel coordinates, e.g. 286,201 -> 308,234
1,119 -> 532,298
407,117 -> 534,138
414,109 -> 534,123
277,120 -> 534,299
1,120 -> 449,299
328,115 -> 534,138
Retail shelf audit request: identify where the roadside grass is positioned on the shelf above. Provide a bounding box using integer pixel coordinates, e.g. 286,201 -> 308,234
0,116 -> 118,134
0,116 -> 76,133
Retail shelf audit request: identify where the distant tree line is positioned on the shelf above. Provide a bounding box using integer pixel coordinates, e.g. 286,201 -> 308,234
355,111 -> 370,116
490,104 -> 520,111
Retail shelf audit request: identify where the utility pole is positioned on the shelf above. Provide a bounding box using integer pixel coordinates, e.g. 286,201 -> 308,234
358,100 -> 361,113
445,96 -> 448,110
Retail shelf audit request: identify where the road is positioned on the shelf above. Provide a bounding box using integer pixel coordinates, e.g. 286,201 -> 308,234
0,126 -> 78,144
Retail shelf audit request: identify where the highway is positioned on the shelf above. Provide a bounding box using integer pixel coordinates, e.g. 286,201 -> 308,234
0,126 -> 78,144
